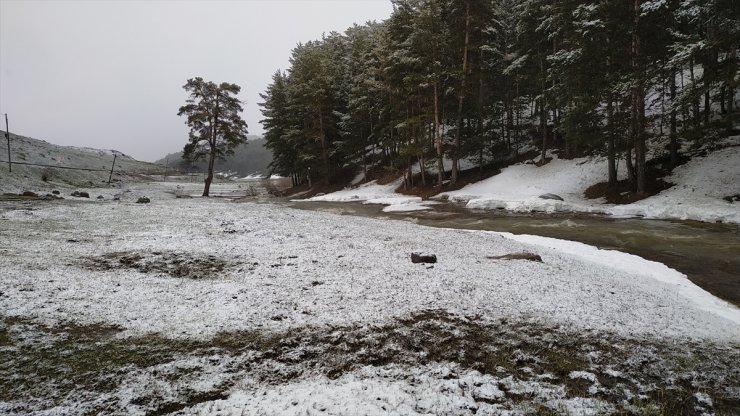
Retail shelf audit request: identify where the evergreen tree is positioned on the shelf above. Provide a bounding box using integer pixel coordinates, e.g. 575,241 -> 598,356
177,77 -> 248,197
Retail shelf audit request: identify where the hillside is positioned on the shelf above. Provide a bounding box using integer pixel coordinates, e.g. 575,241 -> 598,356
155,136 -> 272,177
306,135 -> 740,224
0,132 -> 164,193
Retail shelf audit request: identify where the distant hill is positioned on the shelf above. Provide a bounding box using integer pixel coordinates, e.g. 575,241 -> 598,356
155,136 -> 272,177
0,132 -> 165,193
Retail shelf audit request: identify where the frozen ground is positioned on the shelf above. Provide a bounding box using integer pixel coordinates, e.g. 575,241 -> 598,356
1,182 -> 739,414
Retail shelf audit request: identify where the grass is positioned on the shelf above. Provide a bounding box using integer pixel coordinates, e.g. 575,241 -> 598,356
1,311 -> 738,415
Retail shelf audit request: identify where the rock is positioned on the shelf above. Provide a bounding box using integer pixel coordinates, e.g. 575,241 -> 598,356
487,252 -> 543,262
21,191 -> 38,197
411,252 -> 437,264
723,194 -> 740,203
97,195 -> 104,200
136,196 -> 151,204
539,193 -> 564,201
79,192 -> 90,198
52,190 -> 60,195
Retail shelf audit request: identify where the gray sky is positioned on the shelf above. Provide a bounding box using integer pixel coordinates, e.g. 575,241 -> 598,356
0,0 -> 393,161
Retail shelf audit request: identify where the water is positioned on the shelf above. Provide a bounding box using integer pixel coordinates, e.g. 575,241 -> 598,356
285,200 -> 740,307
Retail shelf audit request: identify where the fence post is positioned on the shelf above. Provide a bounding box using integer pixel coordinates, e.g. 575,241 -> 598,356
108,154 -> 117,184
4,113 -> 10,172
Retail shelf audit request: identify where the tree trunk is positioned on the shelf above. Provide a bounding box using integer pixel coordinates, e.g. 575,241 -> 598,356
203,117 -> 217,197
607,99 -> 617,187
689,57 -> 700,128
539,56 -> 547,165
318,107 -> 330,185
670,70 -> 679,166
625,147 -> 635,184
203,145 -> 215,197
515,80 -> 521,157
478,68 -> 485,172
632,0 -> 646,194
728,44 -> 736,125
451,1 -> 471,185
704,89 -> 711,125
434,79 -> 444,188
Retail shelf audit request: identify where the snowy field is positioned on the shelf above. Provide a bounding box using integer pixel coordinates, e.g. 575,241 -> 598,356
1,182 -> 739,414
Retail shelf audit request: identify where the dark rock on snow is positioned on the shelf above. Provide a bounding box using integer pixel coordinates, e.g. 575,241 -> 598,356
411,253 -> 437,264
723,194 -> 740,203
539,193 -> 564,201
21,191 -> 38,197
487,252 -> 543,262
136,196 -> 151,204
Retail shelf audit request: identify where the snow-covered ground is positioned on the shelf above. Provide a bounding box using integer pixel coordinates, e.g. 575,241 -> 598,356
443,139 -> 740,224
3,183 -> 737,340
306,177 -> 440,212
300,138 -> 740,224
2,182 -> 738,414
0,133 -> 165,192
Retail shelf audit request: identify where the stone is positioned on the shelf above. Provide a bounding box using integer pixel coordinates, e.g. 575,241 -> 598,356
21,191 -> 38,197
411,252 -> 437,264
487,252 -> 543,262
136,196 -> 151,204
97,195 -> 104,200
79,192 -> 90,198
539,193 -> 564,201
52,190 -> 60,195
723,194 -> 740,203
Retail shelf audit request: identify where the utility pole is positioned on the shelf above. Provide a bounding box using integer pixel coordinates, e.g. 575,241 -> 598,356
4,113 -> 10,172
108,153 -> 117,184
163,157 -> 168,182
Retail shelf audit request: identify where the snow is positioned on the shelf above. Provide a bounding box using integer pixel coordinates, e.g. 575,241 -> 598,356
179,363 -> 610,416
442,142 -> 740,224
305,178 -> 436,212
611,143 -> 740,223
498,232 -> 740,326
2,182 -> 738,343
443,153 -> 620,215
3,125 -> 738,414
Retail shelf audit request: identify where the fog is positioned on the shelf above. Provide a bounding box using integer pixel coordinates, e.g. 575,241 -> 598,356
0,0 -> 393,161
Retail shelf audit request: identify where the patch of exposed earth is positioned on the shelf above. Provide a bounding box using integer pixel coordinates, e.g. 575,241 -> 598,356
81,251 -> 232,279
1,311 -> 738,415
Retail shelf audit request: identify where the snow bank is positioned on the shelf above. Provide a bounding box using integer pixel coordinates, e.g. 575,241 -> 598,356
443,143 -> 740,223
612,143 -> 740,223
306,178 -> 435,212
443,155 -> 620,214
497,232 -> 740,326
2,186 -> 738,342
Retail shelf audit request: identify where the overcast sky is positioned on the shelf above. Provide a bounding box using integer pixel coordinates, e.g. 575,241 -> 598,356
0,0 -> 393,162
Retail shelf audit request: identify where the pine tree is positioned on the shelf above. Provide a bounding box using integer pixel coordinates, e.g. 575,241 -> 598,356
178,77 -> 248,197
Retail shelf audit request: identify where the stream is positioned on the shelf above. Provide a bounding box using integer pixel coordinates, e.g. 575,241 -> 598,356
284,200 -> 740,307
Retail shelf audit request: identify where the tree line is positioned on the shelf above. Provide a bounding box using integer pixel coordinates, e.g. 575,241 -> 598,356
260,0 -> 738,192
